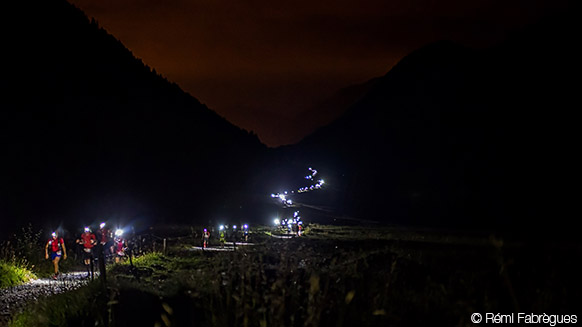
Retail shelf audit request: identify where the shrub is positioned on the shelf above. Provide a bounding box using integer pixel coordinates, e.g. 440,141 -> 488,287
0,260 -> 36,288
9,281 -> 108,327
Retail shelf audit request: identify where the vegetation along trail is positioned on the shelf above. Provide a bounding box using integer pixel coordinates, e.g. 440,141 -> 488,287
0,272 -> 90,326
4,224 -> 581,326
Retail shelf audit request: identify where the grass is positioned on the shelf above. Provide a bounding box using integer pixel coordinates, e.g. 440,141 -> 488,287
0,224 -> 81,279
0,260 -> 37,288
8,281 -> 109,327
7,224 -> 582,326
127,251 -> 166,267
106,238 -> 493,325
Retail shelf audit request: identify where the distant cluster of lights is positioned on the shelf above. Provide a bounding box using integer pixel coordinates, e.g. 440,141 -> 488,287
299,167 -> 324,192
218,224 -> 249,231
270,167 -> 325,203
269,167 -> 327,229
271,192 -> 293,206
298,179 -> 324,193
305,168 -> 317,180
273,211 -> 302,228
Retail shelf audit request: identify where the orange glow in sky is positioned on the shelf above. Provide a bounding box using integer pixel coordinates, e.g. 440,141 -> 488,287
68,0 -> 572,147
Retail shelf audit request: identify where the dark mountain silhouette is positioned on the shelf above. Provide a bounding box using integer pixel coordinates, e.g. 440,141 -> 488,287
2,0 -> 578,241
285,78 -> 380,145
2,0 -> 266,236
277,12 -> 579,237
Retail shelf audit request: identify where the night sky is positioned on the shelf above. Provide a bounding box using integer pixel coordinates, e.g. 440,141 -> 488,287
68,0 -> 571,147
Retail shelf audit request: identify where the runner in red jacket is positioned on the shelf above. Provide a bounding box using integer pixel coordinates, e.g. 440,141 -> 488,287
76,227 -> 96,277
45,231 -> 67,279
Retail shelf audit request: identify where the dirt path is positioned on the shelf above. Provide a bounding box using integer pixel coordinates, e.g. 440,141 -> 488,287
0,271 -> 92,326
190,242 -> 256,251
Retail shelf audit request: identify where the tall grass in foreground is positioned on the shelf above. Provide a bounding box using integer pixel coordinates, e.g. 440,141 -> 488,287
9,281 -> 109,327
8,225 -> 580,326
101,240 -> 406,327
1,224 -> 79,279
0,225 -> 41,288
0,260 -> 36,288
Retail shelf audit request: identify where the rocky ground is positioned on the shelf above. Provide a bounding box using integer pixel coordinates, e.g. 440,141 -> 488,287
0,272 -> 93,326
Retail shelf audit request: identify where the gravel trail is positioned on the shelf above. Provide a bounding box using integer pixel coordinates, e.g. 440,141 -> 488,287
0,271 -> 93,326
